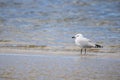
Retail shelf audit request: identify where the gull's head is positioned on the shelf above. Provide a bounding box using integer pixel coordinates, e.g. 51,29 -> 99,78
72,33 -> 83,38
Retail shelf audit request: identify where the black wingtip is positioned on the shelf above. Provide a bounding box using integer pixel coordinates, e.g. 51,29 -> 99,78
95,44 -> 103,48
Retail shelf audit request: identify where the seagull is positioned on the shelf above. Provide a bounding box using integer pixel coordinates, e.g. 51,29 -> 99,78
72,33 -> 103,54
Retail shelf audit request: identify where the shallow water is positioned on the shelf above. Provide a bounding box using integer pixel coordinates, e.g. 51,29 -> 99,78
0,54 -> 120,80
0,0 -> 120,52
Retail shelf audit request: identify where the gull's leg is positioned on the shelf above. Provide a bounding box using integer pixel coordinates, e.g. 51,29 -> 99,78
81,49 -> 82,55
85,48 -> 86,54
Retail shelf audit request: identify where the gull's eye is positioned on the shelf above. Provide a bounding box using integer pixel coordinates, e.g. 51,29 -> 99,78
76,35 -> 79,37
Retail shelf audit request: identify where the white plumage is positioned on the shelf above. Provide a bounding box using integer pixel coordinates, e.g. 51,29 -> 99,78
72,33 -> 102,54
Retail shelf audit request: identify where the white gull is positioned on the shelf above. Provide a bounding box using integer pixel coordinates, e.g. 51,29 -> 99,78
72,33 -> 102,54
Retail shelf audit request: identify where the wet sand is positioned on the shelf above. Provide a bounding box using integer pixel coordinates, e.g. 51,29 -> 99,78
0,0 -> 120,79
0,48 -> 120,80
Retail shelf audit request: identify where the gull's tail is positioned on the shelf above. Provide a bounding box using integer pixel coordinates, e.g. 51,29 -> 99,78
95,44 -> 103,48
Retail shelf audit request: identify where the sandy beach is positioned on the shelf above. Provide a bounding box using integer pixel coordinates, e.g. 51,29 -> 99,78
0,48 -> 120,80
0,0 -> 120,80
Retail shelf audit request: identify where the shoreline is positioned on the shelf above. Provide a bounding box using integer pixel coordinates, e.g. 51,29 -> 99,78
0,48 -> 120,80
0,47 -> 120,59
0,49 -> 120,80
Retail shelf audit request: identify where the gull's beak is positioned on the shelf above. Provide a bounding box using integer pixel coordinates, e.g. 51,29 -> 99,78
72,36 -> 75,38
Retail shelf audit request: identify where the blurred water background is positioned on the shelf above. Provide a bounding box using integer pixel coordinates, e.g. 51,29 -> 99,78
0,0 -> 120,53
